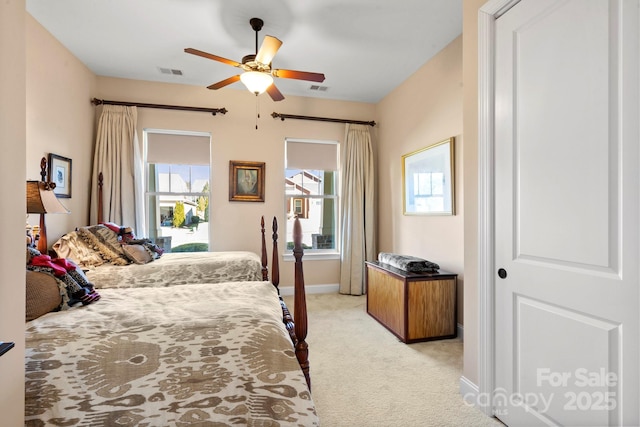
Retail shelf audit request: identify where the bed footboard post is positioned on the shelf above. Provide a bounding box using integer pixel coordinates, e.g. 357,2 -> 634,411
97,172 -> 104,224
260,216 -> 268,281
292,217 -> 310,390
271,217 -> 280,292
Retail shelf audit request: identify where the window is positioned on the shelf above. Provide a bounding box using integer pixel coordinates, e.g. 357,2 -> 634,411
285,139 -> 339,253
292,198 -> 307,218
145,131 -> 211,252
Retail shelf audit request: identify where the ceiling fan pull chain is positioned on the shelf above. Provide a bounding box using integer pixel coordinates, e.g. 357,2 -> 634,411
255,95 -> 260,130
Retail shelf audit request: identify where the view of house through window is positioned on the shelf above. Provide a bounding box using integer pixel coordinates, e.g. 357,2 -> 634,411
285,139 -> 339,253
145,131 -> 211,252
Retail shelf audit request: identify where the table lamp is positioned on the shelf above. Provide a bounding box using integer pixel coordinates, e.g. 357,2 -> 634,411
26,179 -> 69,253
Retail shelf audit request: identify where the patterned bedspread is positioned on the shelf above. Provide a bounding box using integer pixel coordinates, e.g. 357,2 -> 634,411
85,251 -> 264,289
25,282 -> 318,426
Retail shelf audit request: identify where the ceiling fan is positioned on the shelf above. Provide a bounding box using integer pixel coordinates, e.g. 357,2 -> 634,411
185,18 -> 325,101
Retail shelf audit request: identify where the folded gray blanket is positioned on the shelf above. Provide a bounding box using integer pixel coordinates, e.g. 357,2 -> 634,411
378,252 -> 440,273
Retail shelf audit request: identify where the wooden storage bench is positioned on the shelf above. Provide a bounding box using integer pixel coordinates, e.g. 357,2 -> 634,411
365,261 -> 457,343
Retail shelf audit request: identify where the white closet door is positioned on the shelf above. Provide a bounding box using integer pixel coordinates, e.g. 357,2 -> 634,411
494,0 -> 639,425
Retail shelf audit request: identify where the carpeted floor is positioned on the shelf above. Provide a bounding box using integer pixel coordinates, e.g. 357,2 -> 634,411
283,293 -> 504,427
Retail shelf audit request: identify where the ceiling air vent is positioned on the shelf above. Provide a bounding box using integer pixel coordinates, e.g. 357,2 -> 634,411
309,85 -> 328,92
158,67 -> 183,76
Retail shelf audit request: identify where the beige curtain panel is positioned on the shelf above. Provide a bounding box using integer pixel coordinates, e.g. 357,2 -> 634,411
340,123 -> 376,295
90,105 -> 143,233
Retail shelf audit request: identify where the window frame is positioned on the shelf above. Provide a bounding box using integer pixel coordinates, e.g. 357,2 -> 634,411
143,129 -> 212,251
284,138 -> 340,257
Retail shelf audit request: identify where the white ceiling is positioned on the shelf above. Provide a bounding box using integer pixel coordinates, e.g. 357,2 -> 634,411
26,0 -> 462,104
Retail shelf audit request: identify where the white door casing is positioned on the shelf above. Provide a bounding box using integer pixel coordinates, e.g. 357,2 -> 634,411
479,0 -> 639,425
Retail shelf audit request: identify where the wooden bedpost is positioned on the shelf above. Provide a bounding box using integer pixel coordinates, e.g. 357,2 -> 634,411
260,216 -> 268,281
271,217 -> 280,291
97,172 -> 104,224
274,216 -> 298,355
292,217 -> 310,390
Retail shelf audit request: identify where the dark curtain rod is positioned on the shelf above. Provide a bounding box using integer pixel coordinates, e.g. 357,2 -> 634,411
91,98 -> 228,116
271,112 -> 376,127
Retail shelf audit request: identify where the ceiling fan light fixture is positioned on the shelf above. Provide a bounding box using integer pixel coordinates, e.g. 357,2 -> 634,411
185,17 -> 324,101
240,71 -> 273,95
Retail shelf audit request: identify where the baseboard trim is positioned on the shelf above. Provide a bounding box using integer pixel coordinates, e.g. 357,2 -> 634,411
457,323 -> 464,341
460,376 -> 498,419
459,375 -> 479,406
279,283 -> 339,296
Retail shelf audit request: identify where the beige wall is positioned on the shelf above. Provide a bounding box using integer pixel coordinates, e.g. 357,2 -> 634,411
26,14 -> 98,242
376,36 -> 464,325
0,0 -> 26,425
462,0 -> 486,387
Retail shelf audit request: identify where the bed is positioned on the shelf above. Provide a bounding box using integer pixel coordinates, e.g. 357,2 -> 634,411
82,251 -> 263,289
53,223 -> 268,289
25,216 -> 316,426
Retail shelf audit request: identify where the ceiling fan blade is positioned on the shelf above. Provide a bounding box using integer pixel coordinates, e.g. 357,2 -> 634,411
255,35 -> 282,65
185,48 -> 241,68
266,84 -> 285,102
273,69 -> 325,83
207,75 -> 241,90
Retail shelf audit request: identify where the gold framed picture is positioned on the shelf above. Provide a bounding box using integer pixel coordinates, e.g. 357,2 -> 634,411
402,137 -> 455,215
229,160 -> 265,202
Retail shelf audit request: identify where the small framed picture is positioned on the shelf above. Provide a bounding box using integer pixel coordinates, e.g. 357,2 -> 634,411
48,153 -> 72,198
229,160 -> 265,202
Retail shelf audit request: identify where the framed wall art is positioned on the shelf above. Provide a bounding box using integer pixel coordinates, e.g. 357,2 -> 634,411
402,137 -> 455,215
48,153 -> 72,198
229,160 -> 265,202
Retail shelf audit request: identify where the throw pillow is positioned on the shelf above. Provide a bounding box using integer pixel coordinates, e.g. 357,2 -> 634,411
26,270 -> 62,321
122,244 -> 154,264
77,224 -> 129,266
53,231 -> 105,268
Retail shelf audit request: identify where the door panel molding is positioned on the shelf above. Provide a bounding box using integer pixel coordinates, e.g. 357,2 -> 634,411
514,294 -> 622,426
512,0 -> 618,272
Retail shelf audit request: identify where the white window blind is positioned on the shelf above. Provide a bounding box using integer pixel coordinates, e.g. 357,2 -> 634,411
147,133 -> 210,165
286,140 -> 338,171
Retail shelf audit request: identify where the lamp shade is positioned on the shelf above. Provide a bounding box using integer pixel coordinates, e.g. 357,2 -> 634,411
26,181 -> 69,214
240,71 -> 274,95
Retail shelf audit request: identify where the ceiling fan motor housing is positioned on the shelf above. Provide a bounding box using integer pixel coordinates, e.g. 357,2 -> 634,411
242,54 -> 256,65
242,54 -> 271,73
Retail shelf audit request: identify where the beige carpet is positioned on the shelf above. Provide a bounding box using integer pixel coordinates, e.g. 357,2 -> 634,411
283,293 -> 503,427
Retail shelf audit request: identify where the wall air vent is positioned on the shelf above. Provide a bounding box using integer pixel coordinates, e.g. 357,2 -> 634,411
159,67 -> 183,76
309,85 -> 328,92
